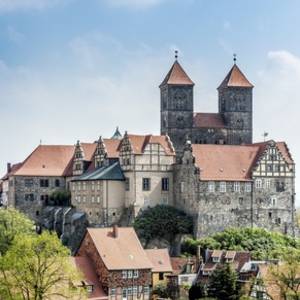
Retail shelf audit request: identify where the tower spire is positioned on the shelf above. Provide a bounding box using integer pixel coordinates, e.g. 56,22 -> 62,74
233,53 -> 237,64
175,50 -> 178,61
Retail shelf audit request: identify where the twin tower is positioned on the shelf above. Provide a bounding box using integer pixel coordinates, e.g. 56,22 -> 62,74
160,57 -> 254,154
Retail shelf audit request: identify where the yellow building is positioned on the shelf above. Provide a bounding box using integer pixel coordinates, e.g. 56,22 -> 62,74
145,248 -> 173,288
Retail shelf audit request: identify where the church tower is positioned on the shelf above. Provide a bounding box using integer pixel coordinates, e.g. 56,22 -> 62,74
160,54 -> 194,154
218,59 -> 254,145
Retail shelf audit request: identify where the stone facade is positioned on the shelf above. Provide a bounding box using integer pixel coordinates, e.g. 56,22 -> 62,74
174,141 -> 297,237
160,61 -> 253,155
8,175 -> 66,221
77,232 -> 152,300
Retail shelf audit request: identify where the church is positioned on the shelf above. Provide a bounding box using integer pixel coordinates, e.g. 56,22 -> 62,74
1,55 -> 297,249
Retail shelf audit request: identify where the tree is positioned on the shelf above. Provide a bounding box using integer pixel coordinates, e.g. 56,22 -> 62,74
266,251 -> 300,300
49,190 -> 71,206
181,227 -> 300,260
134,205 -> 193,244
0,231 -> 86,300
0,207 -> 34,255
189,282 -> 206,300
208,263 -> 240,300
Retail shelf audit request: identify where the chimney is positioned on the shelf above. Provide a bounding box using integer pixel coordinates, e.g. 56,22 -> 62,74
7,163 -> 11,173
112,224 -> 118,238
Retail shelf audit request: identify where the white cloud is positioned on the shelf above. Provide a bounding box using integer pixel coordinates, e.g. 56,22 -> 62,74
255,50 -> 300,202
103,0 -> 166,9
0,0 -> 67,12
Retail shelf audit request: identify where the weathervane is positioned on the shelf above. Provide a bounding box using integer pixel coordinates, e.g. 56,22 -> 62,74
175,50 -> 178,60
233,53 -> 237,64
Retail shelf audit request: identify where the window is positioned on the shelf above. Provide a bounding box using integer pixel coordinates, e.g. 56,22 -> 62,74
245,183 -> 252,193
125,178 -> 130,191
55,179 -> 60,187
267,165 -> 273,172
276,181 -> 285,192
91,196 -> 95,203
122,288 -> 127,299
159,272 -> 164,280
208,182 -> 215,193
40,179 -> 49,187
274,165 -> 280,172
97,196 -> 100,203
24,178 -> 33,187
220,182 -> 226,193
110,288 -> 116,296
162,178 -> 169,191
97,181 -> 101,191
91,182 -> 95,190
25,194 -> 34,201
265,179 -> 271,189
276,218 -> 281,225
133,270 -> 139,278
142,178 -> 151,191
72,184 -> 76,191
255,179 -> 262,189
122,270 -> 127,279
77,182 -> 81,191
83,182 -> 86,191
78,196 -> 81,203
128,270 -> 133,278
180,182 -> 185,193
144,286 -> 150,295
268,212 -> 272,219
239,197 -> 244,205
271,196 -> 277,206
234,182 -> 240,193
127,287 -> 132,296
133,286 -> 138,294
86,285 -> 93,293
83,196 -> 86,203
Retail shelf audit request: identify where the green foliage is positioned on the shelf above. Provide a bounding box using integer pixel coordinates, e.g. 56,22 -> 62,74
0,209 -> 86,300
181,227 -> 300,260
189,282 -> 206,300
134,205 -> 193,243
0,207 -> 34,255
50,190 -> 71,206
208,263 -> 240,300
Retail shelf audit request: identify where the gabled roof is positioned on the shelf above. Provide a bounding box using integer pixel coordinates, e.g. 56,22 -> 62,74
191,141 -> 293,181
145,249 -> 173,273
71,256 -> 108,300
218,64 -> 253,89
192,144 -> 259,181
160,61 -> 194,87
73,162 -> 125,181
13,145 -> 75,177
86,227 -> 153,270
193,113 -> 226,129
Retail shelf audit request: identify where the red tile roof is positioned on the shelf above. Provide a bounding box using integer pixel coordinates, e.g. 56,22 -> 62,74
14,145 -> 75,177
218,64 -> 253,88
193,113 -> 226,129
192,144 -> 259,181
160,61 -> 194,87
86,227 -> 153,270
71,256 -> 108,300
124,134 -> 175,156
145,249 -> 173,273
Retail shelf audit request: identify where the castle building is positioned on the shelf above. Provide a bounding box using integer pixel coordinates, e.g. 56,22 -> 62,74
1,56 -> 297,243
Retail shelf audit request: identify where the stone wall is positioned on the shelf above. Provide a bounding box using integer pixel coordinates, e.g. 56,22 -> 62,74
12,175 -> 66,221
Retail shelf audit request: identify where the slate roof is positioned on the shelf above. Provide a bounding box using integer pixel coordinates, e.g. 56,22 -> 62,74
193,113 -> 226,129
145,249 -> 173,273
86,227 -> 153,270
160,61 -> 194,87
73,162 -> 124,181
218,64 -> 253,89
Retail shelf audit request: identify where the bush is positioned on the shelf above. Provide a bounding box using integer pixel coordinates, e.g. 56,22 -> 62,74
181,227 -> 300,260
134,205 -> 193,244
49,190 -> 71,206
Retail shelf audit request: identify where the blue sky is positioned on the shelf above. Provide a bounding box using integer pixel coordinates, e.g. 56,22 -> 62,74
1,0 -> 300,202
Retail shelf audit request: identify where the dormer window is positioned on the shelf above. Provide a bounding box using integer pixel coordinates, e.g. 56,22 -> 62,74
212,256 -> 220,263
86,285 -> 93,293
